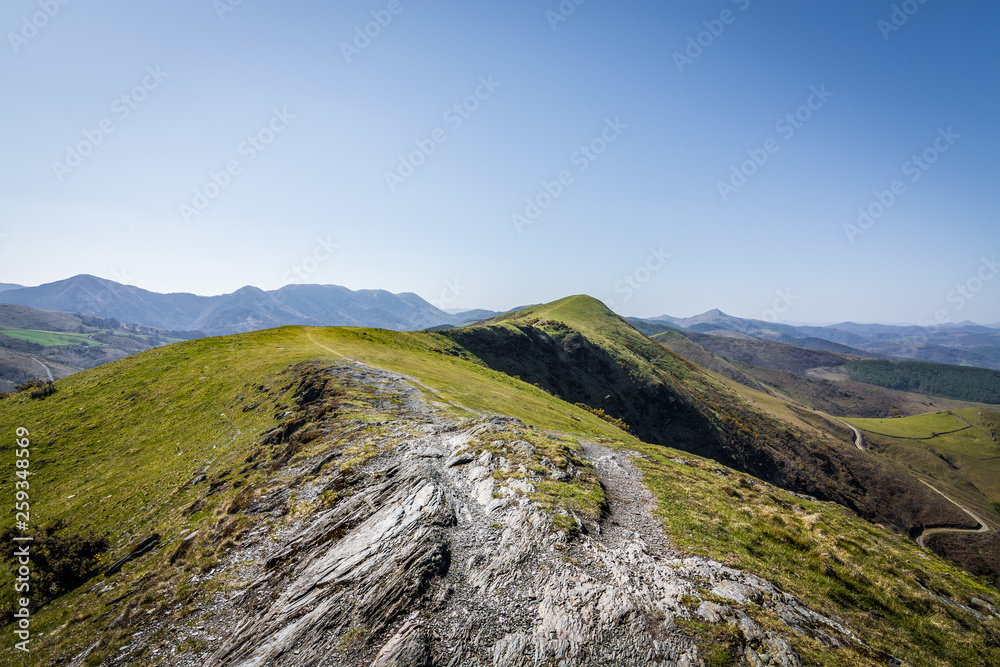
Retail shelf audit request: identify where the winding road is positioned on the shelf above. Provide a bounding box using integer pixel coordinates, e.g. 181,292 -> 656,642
818,412 -> 865,451
29,356 -> 54,382
822,412 -> 992,546
915,479 -> 993,548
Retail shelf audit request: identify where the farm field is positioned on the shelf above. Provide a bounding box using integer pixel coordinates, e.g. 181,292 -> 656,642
0,329 -> 105,347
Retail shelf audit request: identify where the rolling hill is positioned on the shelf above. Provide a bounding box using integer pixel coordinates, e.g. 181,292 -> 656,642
665,331 -> 860,377
1,296 -> 998,666
0,304 -> 197,393
440,298 -> 980,537
652,328 -> 1000,414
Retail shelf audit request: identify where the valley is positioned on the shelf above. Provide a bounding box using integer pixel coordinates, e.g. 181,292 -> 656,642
0,304 -> 195,394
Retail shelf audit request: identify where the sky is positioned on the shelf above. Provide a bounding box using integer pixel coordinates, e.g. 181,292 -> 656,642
2,0 -> 998,325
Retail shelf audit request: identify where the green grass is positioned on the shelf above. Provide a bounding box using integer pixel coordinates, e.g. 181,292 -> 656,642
846,409 -> 1000,524
1,320 -> 999,666
636,447 -> 1000,667
848,411 -> 970,439
0,325 -> 638,664
1,329 -> 105,347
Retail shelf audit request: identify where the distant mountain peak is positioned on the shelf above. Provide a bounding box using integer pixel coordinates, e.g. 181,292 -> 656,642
0,275 -> 501,335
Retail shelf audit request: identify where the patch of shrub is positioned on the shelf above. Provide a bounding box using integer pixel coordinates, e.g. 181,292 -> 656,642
14,379 -> 56,399
0,520 -> 109,613
573,403 -> 631,433
228,487 -> 255,514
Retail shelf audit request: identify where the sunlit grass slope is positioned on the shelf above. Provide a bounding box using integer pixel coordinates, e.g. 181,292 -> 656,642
0,318 -> 997,666
847,408 -> 1000,524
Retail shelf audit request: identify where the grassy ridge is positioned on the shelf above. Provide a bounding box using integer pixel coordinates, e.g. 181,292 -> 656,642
0,320 -> 998,665
0,324 -> 635,562
469,297 -> 982,539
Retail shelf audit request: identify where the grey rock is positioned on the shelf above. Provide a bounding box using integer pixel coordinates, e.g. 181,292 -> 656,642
113,362 -> 866,667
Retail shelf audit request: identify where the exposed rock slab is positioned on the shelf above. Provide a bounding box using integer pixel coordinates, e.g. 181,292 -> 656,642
133,362 -> 864,666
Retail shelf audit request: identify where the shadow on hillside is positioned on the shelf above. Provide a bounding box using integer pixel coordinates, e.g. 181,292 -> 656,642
444,324 -> 980,542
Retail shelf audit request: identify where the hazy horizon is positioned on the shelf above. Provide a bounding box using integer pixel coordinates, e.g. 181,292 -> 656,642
2,273 -> 998,328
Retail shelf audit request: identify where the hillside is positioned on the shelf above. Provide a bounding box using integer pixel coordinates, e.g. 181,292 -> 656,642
440,297 -> 979,540
653,328 -> 1000,416
846,409 -> 1000,585
730,362 -> 992,418
656,331 -> 857,377
648,330 -> 766,391
1,299 -> 998,666
0,304 -> 196,393
847,359 -> 1000,404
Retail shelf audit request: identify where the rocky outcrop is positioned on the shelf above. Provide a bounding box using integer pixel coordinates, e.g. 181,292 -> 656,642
128,362 -> 866,666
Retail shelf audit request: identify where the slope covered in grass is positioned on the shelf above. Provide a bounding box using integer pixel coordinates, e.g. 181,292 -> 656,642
444,296 -> 977,540
0,314 -> 998,665
846,408 -> 1000,584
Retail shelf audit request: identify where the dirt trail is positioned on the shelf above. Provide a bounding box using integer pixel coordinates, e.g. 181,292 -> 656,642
578,440 -> 675,558
29,356 -> 54,382
915,480 -> 993,548
306,331 -> 484,417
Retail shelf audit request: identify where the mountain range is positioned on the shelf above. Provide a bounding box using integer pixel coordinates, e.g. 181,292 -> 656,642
630,308 -> 1000,371
0,275 -> 502,336
3,276 -> 998,362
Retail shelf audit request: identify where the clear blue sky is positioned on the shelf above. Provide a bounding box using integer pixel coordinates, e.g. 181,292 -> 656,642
2,0 -> 998,325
